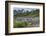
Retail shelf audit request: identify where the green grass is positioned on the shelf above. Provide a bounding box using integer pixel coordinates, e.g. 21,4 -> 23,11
14,21 -> 32,28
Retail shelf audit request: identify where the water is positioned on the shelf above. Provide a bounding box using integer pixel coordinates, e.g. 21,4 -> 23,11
16,17 -> 39,27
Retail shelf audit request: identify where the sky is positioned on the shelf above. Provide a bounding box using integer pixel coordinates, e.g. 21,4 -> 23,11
13,7 -> 37,12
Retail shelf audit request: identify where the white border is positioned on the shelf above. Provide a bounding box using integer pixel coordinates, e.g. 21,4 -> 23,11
9,3 -> 43,33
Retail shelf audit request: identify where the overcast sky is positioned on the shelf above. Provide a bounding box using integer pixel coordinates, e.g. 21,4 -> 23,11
13,7 -> 37,12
